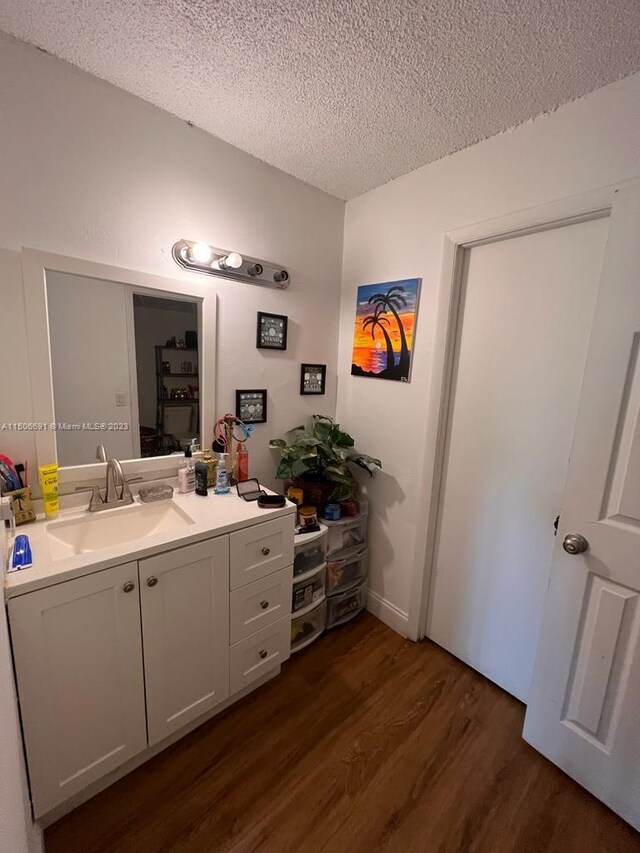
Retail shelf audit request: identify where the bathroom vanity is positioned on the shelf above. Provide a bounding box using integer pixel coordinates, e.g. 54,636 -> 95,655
6,492 -> 295,819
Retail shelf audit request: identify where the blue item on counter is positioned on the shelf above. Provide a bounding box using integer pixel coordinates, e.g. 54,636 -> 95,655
10,534 -> 32,571
324,503 -> 341,520
214,453 -> 231,495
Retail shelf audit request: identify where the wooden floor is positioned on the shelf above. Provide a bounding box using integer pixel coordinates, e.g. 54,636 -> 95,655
45,613 -> 638,853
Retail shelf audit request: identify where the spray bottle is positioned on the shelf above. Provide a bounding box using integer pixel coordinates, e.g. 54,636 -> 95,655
235,442 -> 249,482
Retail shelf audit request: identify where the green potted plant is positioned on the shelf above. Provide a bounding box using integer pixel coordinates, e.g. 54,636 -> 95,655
269,415 -> 382,505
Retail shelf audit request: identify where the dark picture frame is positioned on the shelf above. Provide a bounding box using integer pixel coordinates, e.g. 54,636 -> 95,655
300,364 -> 326,395
256,311 -> 288,350
235,389 -> 267,424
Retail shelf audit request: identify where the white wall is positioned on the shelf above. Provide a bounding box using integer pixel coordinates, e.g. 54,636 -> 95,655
337,72 -> 640,638
0,31 -> 344,490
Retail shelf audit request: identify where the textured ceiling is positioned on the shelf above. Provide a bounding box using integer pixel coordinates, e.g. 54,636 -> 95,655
1,1 -> 639,199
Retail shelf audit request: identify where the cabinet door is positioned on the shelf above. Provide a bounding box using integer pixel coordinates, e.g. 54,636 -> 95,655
8,563 -> 146,817
140,537 -> 230,746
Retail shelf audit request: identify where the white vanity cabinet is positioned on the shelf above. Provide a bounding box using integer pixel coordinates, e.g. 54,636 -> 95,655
139,537 -> 230,746
8,511 -> 295,819
8,562 -> 147,817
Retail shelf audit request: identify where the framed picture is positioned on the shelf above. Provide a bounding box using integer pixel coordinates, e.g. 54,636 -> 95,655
236,389 -> 267,424
300,363 -> 326,395
351,278 -> 421,382
256,311 -> 288,350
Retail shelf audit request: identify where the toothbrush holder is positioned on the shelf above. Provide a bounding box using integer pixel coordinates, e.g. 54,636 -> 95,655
7,487 -> 36,526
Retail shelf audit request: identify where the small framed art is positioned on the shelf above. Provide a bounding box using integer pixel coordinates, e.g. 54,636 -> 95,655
256,312 -> 288,350
300,364 -> 326,395
236,389 -> 267,424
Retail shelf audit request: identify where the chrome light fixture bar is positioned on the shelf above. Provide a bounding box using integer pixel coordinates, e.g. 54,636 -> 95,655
172,239 -> 290,289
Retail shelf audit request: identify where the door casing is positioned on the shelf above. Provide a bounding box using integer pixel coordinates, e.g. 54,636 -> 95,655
410,185 -> 624,643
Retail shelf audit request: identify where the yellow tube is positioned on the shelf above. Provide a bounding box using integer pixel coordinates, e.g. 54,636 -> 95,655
38,463 -> 59,518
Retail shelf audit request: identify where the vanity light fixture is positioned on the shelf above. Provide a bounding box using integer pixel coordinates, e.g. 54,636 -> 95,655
172,239 -> 290,289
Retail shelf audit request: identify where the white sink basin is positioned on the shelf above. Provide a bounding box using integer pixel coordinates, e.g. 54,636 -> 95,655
46,501 -> 195,560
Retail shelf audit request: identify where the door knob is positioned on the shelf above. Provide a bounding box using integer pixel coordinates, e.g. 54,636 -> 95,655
260,600 -> 269,610
261,547 -> 271,556
147,576 -> 158,587
123,581 -> 135,593
562,533 -> 589,555
259,649 -> 268,659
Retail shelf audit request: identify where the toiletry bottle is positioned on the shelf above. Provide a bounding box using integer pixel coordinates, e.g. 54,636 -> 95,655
194,461 -> 208,496
235,442 -> 249,482
202,451 -> 218,487
38,463 -> 59,518
189,438 -> 204,462
214,453 -> 231,495
178,448 -> 196,494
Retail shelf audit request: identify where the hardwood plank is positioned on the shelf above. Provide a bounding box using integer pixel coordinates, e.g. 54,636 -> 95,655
45,613 -> 639,853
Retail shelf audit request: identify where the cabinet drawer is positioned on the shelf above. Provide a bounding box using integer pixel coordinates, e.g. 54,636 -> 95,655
230,566 -> 292,644
229,516 -> 294,589
230,616 -> 291,694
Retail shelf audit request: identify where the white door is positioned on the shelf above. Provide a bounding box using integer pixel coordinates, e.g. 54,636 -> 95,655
8,563 -> 147,817
140,537 -> 230,745
524,183 -> 640,828
428,215 -> 610,701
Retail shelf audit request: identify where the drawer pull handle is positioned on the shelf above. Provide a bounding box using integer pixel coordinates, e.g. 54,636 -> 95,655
260,600 -> 269,610
147,576 -> 158,587
259,649 -> 268,660
123,581 -> 135,593
261,546 -> 271,556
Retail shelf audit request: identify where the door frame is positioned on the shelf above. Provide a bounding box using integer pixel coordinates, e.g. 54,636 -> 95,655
408,184 -> 622,643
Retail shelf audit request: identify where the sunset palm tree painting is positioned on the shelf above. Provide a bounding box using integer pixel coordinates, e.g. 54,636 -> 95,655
351,278 -> 421,381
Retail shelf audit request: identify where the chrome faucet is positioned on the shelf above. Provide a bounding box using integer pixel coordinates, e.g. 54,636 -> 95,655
76,457 -> 141,512
105,458 -> 125,503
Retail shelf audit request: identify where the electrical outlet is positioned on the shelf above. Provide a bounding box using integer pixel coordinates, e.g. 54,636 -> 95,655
116,391 -> 127,407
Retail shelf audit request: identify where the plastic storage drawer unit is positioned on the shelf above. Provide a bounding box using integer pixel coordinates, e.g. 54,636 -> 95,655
291,599 -> 326,653
326,579 -> 367,629
293,526 -> 328,577
326,545 -> 367,596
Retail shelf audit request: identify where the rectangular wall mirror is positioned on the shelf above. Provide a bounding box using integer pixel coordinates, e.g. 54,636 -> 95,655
22,249 -> 215,481
46,272 -> 201,466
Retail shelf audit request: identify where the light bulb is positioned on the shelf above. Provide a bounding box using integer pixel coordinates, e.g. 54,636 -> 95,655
190,242 -> 213,263
219,252 -> 243,270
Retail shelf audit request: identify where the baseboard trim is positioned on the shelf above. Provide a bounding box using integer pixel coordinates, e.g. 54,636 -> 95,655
366,589 -> 410,638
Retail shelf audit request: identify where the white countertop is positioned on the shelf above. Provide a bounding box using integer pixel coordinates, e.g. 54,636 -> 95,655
5,488 -> 295,599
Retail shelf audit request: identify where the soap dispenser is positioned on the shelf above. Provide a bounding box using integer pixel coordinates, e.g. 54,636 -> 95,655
178,447 -> 196,494
214,453 -> 231,494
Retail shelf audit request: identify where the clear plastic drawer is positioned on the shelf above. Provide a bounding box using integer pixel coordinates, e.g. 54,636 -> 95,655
293,527 -> 328,577
291,599 -> 326,653
326,545 -> 367,595
324,510 -> 368,556
326,580 -> 367,629
292,568 -> 326,614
